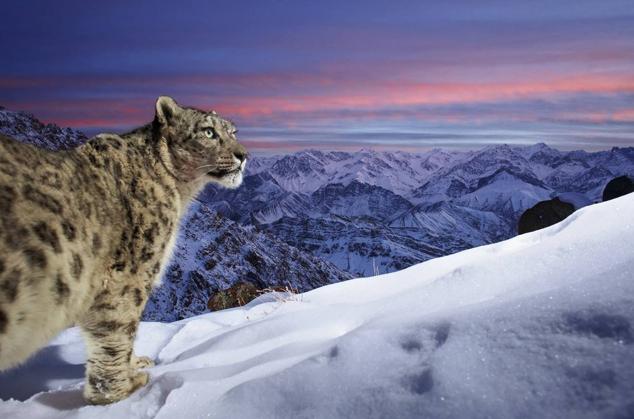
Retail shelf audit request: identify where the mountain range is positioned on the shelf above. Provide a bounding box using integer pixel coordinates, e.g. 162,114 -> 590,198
2,107 -> 633,321
204,144 -> 634,278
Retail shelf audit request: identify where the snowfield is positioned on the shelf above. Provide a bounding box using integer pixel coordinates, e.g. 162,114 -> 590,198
1,194 -> 633,418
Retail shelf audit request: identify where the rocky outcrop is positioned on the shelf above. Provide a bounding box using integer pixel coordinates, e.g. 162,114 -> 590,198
602,175 -> 634,202
517,198 -> 575,235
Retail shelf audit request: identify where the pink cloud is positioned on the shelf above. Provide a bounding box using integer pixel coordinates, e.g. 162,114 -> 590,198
3,71 -> 633,131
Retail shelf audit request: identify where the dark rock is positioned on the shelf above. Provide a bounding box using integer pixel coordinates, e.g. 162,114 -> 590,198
602,175 -> 634,202
517,198 -> 575,234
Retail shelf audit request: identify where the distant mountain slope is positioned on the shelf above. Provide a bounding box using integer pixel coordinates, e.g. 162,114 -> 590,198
389,201 -> 512,250
249,149 -> 465,196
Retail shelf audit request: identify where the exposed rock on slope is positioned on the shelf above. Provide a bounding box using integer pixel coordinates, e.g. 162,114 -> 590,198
603,175 -> 634,201
517,198 -> 575,234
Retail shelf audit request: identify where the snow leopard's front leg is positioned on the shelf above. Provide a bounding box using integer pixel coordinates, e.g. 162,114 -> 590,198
79,286 -> 151,405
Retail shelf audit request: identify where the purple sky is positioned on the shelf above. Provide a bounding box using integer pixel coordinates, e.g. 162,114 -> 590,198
1,0 -> 633,152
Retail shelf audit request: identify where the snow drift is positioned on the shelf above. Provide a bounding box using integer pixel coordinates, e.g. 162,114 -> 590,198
1,194 -> 633,419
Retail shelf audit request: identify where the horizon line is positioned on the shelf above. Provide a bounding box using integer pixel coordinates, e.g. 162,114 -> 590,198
1,105 -> 632,154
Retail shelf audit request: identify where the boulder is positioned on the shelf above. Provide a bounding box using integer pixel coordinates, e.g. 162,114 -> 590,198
517,198 -> 575,235
602,175 -> 634,202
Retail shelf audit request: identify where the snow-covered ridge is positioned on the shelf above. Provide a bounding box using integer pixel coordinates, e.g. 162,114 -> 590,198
2,194 -> 633,418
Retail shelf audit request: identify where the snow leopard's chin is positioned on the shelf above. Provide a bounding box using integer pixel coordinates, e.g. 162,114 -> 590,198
207,160 -> 245,189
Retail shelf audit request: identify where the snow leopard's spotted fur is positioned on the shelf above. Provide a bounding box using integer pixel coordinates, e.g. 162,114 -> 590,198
0,97 -> 247,404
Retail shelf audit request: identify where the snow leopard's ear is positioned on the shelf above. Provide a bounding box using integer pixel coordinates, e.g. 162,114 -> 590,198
155,96 -> 181,126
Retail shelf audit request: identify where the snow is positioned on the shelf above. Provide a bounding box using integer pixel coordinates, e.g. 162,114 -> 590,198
1,194 -> 634,418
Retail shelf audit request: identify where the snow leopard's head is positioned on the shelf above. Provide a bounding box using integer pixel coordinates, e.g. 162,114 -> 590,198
153,96 -> 247,189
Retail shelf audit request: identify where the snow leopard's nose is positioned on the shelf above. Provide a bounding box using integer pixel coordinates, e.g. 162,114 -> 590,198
233,145 -> 247,162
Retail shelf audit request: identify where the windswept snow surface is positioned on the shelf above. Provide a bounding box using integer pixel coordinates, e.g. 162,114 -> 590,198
1,195 -> 634,418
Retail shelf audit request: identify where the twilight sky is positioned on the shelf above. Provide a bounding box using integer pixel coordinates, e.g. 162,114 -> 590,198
1,0 -> 634,152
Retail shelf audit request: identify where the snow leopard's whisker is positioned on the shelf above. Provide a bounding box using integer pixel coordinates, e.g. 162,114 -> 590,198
195,164 -> 217,170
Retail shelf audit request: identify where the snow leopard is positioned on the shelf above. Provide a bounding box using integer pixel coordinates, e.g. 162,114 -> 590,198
0,96 -> 247,404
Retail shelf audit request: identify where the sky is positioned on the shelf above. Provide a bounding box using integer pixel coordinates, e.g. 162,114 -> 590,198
1,0 -> 633,152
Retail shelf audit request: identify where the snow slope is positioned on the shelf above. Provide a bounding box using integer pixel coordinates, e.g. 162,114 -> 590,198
1,194 -> 633,418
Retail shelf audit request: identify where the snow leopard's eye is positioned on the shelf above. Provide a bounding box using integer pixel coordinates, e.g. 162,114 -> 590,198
204,128 -> 216,139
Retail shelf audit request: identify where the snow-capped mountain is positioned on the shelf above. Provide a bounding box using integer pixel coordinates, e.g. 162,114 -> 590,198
0,107 -> 87,150
3,194 -> 633,418
209,143 -> 634,277
248,149 -> 465,196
